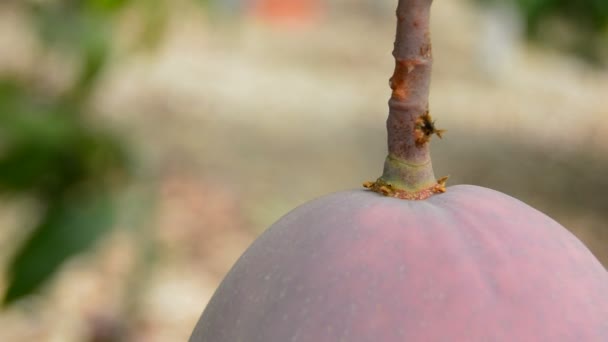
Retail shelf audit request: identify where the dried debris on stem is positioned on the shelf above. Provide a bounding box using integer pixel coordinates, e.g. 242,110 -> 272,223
415,111 -> 446,147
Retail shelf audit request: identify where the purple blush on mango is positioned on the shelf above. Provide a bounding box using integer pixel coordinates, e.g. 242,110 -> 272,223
190,185 -> 608,341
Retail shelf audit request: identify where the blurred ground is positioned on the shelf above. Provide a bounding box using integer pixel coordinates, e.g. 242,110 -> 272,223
0,0 -> 607,340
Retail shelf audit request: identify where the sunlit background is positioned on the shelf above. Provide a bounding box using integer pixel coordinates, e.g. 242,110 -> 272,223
0,0 -> 607,340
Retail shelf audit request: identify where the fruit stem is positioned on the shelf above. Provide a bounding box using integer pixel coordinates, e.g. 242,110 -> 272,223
364,0 -> 446,200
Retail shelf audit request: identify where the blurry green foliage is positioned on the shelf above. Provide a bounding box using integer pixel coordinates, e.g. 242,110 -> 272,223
0,83 -> 128,196
0,0 -> 169,305
4,189 -> 116,304
478,0 -> 608,64
0,79 -> 129,306
516,0 -> 608,33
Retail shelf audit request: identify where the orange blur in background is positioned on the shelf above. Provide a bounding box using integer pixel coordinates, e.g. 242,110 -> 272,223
249,0 -> 323,25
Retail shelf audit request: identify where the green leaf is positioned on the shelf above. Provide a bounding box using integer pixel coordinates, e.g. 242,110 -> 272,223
0,1 -> 136,308
0,80 -> 130,194
86,0 -> 131,13
3,192 -> 115,305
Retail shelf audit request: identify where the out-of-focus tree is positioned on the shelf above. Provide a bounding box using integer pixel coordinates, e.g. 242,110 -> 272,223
478,0 -> 608,64
0,0 -> 168,306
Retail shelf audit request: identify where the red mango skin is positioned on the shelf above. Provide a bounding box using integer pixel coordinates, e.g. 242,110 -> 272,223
190,185 -> 608,342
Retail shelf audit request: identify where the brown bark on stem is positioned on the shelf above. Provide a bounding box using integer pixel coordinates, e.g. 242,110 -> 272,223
364,0 -> 446,200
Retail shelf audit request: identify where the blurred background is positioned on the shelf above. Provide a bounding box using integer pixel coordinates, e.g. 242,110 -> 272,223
0,0 -> 606,340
